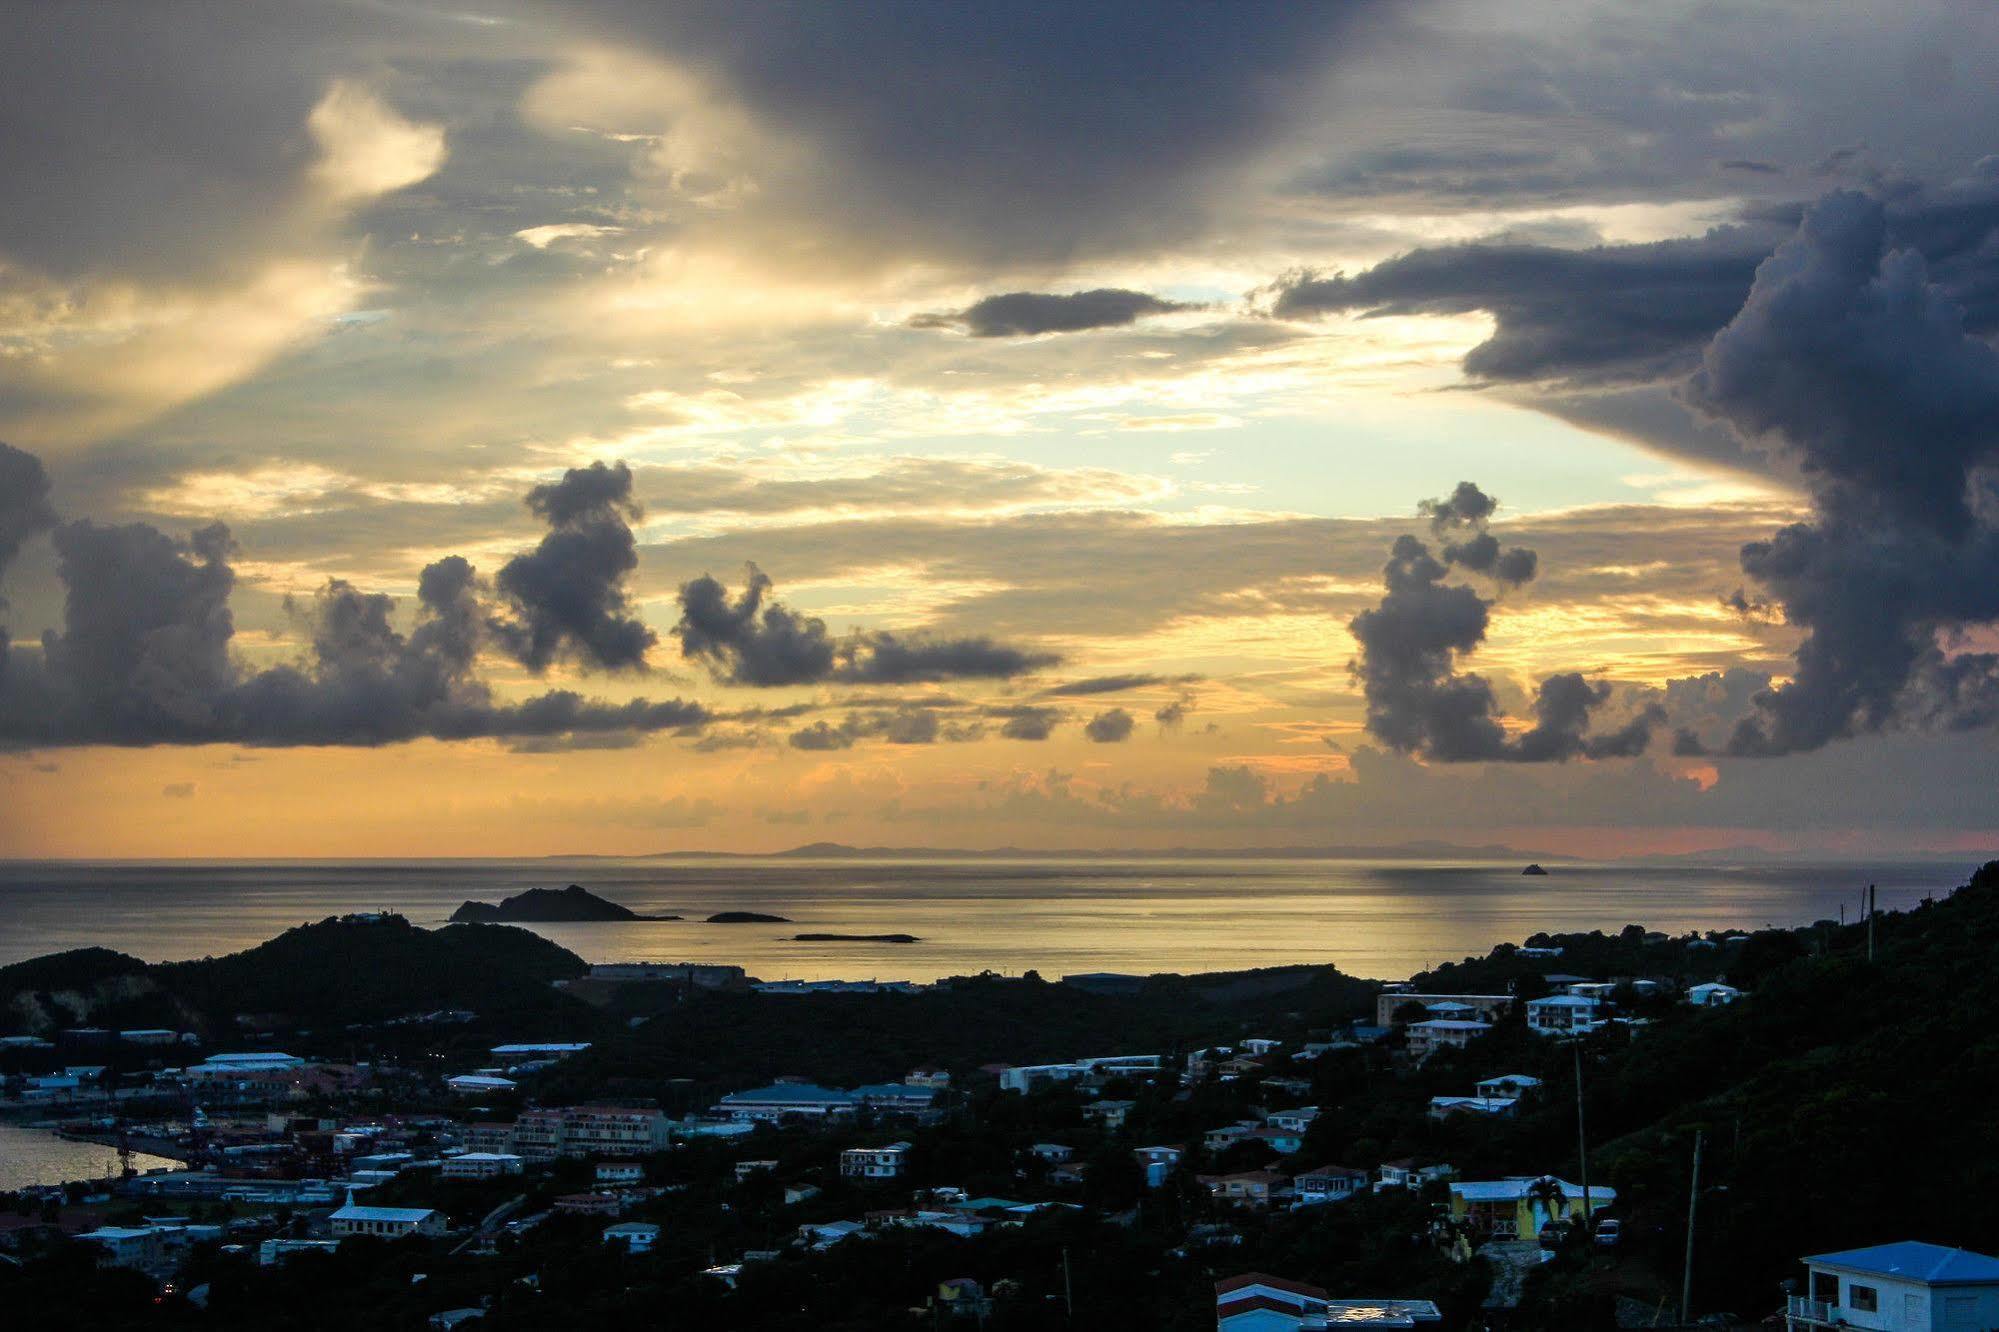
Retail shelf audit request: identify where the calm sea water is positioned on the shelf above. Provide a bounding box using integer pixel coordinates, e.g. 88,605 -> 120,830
0,856 -> 1969,983
0,1120 -> 179,1192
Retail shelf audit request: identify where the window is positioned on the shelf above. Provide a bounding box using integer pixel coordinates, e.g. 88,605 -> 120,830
1812,1272 -> 1840,1305
1848,1284 -> 1878,1313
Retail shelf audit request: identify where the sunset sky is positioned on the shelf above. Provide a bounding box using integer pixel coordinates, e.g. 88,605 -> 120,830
5,1 -> 1999,858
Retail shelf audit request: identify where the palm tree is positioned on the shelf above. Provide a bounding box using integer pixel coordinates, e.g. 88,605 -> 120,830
1524,1175 -> 1570,1239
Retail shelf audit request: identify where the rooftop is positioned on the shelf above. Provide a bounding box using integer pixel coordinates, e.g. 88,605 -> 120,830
1806,1241 -> 1999,1285
331,1203 -> 439,1223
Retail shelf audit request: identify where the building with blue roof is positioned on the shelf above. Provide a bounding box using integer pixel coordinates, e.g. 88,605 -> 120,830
1787,1240 -> 1999,1330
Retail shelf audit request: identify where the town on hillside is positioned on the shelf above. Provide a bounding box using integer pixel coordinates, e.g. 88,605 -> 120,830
3,863 -> 1998,1329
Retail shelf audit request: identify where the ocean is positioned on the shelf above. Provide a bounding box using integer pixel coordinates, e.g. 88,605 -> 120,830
0,855 -> 1971,984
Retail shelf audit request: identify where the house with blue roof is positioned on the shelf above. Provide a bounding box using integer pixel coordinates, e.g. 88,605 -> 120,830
1786,1241 -> 1999,1331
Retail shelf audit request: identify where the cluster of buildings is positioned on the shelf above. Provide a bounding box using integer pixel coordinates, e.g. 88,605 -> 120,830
1372,974 -> 1748,1054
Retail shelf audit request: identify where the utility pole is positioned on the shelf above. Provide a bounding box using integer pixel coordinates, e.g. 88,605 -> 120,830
1867,883 -> 1876,963
1573,1039 -> 1593,1228
1062,1246 -> 1074,1321
1681,1130 -> 1704,1325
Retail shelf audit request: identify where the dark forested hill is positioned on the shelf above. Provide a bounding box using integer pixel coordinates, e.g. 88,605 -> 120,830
0,916 -> 592,1039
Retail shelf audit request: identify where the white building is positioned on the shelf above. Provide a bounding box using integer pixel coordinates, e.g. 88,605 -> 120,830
1293,1165 -> 1368,1207
445,1074 -> 517,1096
603,1221 -> 660,1254
78,1226 -> 167,1268
840,1142 -> 911,1180
1526,995 -> 1604,1034
441,1152 -> 523,1180
329,1197 -> 447,1238
1786,1241 -> 1999,1331
596,1162 -> 645,1186
1687,981 -> 1743,1007
1403,1019 -> 1491,1059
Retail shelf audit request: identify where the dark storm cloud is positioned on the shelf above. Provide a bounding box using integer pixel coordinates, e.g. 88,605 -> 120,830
1083,708 -> 1135,743
1347,486 -> 1661,763
1272,160 -> 1999,409
545,0 -> 1380,262
675,565 -> 1058,687
1679,190 -> 1999,756
1271,228 -> 1774,385
911,289 -> 1196,338
0,451 -> 706,749
489,461 -> 658,673
0,443 -> 57,602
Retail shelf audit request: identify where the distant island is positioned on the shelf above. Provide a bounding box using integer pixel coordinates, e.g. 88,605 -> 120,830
1521,863 -> 1549,876
450,884 -> 679,924
706,911 -> 792,924
793,932 -> 920,944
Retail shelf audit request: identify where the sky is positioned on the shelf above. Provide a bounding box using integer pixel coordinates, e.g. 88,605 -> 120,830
4,0 -> 1999,858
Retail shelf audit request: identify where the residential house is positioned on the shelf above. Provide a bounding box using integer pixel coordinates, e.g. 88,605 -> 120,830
1374,993 -> 1512,1027
1427,1096 -> 1519,1120
1082,1099 -> 1134,1129
445,1074 -> 517,1096
1447,1177 -> 1615,1241
1242,1038 -> 1283,1055
906,1066 -> 952,1089
1205,1120 -> 1262,1153
799,1219 -> 867,1249
840,1142 -> 911,1180
1265,1106 -> 1320,1134
1263,1076 -> 1314,1097
1687,982 -> 1743,1007
1216,1273 -> 1442,1330
1525,995 -> 1603,1034
328,1198 -> 447,1238
1475,1074 -> 1542,1100
1133,1145 -> 1183,1189
440,1152 -> 523,1180
1199,1170 -> 1290,1209
1049,1161 -> 1090,1187
1293,1165 -> 1368,1207
1516,945 -> 1564,959
1252,1125 -> 1307,1155
602,1221 -> 660,1254
783,1183 -> 821,1206
734,1159 -> 779,1182
1030,1143 -> 1074,1163
1404,1019 -> 1492,1059
595,1162 -> 644,1186
1378,1160 -> 1455,1191
1784,1240 -> 1999,1330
